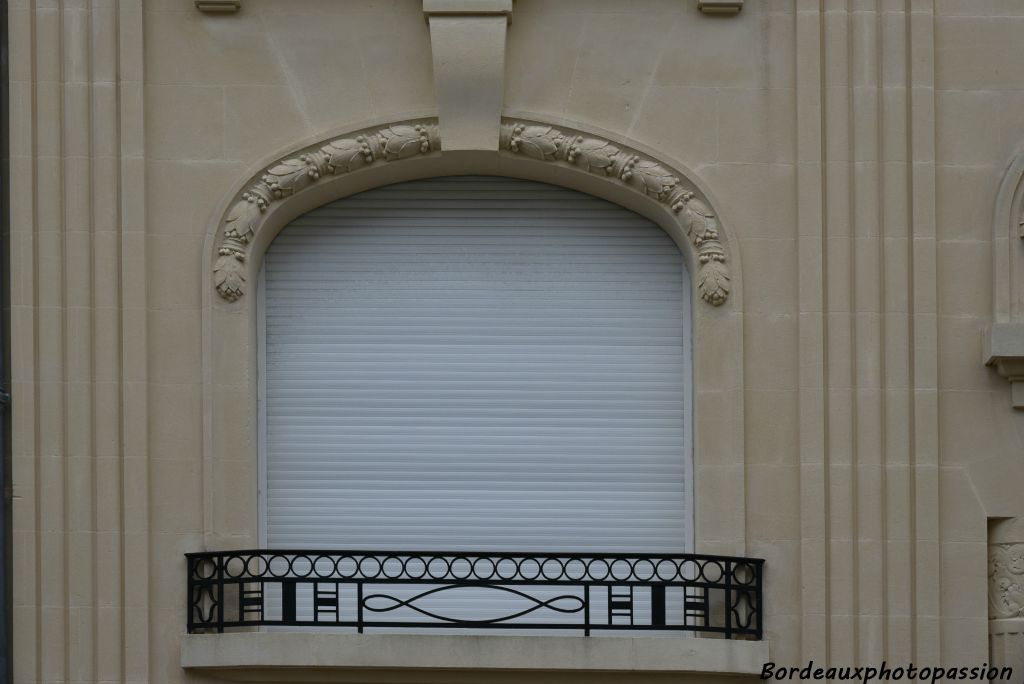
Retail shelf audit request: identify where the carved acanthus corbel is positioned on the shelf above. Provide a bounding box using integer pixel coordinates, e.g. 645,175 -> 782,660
500,121 -> 731,306
213,122 -> 439,301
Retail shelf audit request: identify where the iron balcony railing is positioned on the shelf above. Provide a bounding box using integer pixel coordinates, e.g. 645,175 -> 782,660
186,549 -> 764,640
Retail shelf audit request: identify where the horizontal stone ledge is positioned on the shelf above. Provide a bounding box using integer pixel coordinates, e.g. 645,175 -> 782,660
984,323 -> 1024,409
991,618 -> 1024,636
182,632 -> 770,681
422,0 -> 513,15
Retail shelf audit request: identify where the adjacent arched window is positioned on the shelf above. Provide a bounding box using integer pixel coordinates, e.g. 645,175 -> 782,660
258,176 -> 693,619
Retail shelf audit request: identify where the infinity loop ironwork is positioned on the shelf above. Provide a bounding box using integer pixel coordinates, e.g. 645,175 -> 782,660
186,549 -> 764,640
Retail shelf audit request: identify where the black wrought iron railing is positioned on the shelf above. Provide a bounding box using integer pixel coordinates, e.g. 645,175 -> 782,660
186,550 -> 764,640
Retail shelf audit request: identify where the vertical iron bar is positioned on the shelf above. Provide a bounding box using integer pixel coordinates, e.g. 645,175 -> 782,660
238,579 -> 245,624
583,585 -> 590,636
186,557 -> 194,633
723,561 -> 732,639
216,555 -> 225,633
282,580 -> 296,623
357,582 -> 364,634
651,584 -> 665,627
756,561 -> 763,639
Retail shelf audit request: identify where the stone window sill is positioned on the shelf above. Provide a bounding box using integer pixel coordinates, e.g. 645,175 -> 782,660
181,632 -> 770,681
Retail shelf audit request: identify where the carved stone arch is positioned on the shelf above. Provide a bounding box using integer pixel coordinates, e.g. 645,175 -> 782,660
986,151 -> 1024,408
992,150 -> 1024,324
200,114 -> 747,558
208,116 -> 737,310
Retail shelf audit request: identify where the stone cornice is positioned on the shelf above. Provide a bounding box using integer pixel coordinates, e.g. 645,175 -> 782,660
499,119 -> 730,307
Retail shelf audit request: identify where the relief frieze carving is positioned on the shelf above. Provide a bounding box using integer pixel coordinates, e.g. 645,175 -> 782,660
989,543 -> 1024,619
213,122 -> 440,301
500,121 -> 730,306
213,118 -> 732,308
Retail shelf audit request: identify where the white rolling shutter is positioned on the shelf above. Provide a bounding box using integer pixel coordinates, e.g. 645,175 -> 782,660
260,176 -> 692,560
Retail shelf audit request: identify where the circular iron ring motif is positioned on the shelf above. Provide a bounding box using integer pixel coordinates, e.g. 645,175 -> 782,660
733,562 -> 756,585
610,559 -> 633,581
358,556 -> 382,579
655,559 -> 676,581
290,554 -> 315,578
427,556 -> 451,580
313,554 -> 335,579
518,558 -> 542,581
496,558 -> 518,580
194,557 -> 219,580
633,559 -> 656,581
586,559 -> 610,581
678,559 -> 700,581
267,554 -> 291,578
541,559 -> 565,581
382,555 -> 404,580
701,560 -> 724,583
337,555 -> 359,579
241,555 -> 266,579
450,557 -> 473,580
405,557 -> 427,579
472,557 -> 496,580
565,559 -> 587,581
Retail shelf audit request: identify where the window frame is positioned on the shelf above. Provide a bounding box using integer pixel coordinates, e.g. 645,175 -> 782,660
199,114 -> 750,607
253,179 -> 696,555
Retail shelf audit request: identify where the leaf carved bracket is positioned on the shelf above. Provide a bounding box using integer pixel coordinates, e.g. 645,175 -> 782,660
500,120 -> 730,306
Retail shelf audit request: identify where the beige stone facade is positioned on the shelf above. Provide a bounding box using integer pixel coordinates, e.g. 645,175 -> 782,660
7,0 -> 1024,681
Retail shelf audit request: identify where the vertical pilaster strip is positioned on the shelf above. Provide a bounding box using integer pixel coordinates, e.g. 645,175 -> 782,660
801,1 -> 933,666
796,0 -> 829,664
118,0 -> 149,682
9,0 -> 38,680
34,0 -> 69,680
118,0 -> 149,679
62,1 -> 97,680
908,0 -> 940,663
851,0 -> 886,663
92,1 -> 125,681
879,2 -> 913,661
822,0 -> 856,664
11,1 -> 142,680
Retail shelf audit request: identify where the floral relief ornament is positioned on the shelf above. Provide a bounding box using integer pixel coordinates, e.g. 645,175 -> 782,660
989,543 -> 1024,619
214,122 -> 439,301
214,119 -> 731,306
502,122 -> 731,306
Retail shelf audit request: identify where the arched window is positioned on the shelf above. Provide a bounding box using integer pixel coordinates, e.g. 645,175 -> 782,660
256,175 -> 693,628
